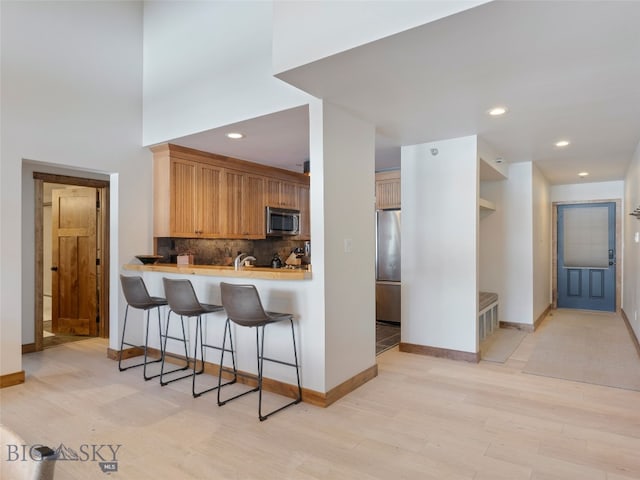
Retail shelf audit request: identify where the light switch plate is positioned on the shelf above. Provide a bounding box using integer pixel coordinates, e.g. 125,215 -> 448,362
344,238 -> 353,253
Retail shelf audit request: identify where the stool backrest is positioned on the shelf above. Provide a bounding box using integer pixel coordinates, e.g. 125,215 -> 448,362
120,275 -> 154,309
163,278 -> 203,316
220,282 -> 268,327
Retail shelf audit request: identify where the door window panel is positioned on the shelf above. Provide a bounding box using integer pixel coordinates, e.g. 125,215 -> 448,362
563,206 -> 608,268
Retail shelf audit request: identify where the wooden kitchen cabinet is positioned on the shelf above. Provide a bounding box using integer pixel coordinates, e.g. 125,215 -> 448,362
297,184 -> 310,240
197,163 -> 225,235
152,143 -> 309,240
266,178 -> 299,209
169,158 -> 197,236
153,151 -> 224,238
167,159 -> 224,237
224,170 -> 265,238
375,170 -> 401,209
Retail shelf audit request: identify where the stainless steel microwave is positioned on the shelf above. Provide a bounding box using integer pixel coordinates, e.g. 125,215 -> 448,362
266,206 -> 300,236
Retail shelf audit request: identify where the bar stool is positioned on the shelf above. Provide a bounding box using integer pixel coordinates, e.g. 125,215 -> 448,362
161,277 -> 236,397
119,275 -> 178,380
217,282 -> 302,421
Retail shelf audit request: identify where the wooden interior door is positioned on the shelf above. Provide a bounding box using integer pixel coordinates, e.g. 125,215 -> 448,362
51,187 -> 98,335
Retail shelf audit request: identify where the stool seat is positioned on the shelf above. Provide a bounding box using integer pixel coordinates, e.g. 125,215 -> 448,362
173,303 -> 221,317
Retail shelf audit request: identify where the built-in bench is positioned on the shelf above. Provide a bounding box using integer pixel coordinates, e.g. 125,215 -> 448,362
479,291 -> 499,341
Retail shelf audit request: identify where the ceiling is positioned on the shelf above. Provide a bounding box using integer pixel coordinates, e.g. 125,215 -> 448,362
172,1 -> 640,185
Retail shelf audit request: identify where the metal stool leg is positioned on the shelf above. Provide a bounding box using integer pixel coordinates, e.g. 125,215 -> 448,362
119,304 -> 163,374
217,318 -> 302,421
217,318 -> 253,405
142,307 -> 165,381
290,318 -> 303,402
192,315 -> 237,398
159,310 -> 191,386
257,321 -> 302,421
117,304 -> 131,372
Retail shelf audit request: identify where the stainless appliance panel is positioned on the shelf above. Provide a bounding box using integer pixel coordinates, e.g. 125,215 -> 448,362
376,209 -> 401,282
376,282 -> 401,324
266,206 -> 300,236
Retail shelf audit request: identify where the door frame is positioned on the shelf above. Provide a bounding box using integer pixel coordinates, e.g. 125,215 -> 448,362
33,172 -> 110,351
552,199 -> 621,312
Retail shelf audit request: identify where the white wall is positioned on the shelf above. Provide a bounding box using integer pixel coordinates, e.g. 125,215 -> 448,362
623,141 -> 640,341
1,1 -> 150,375
503,163 -> 534,325
310,101 -> 376,390
550,181 -> 624,203
272,1 -> 489,74
401,136 -> 478,353
532,164 -> 551,320
142,1 -> 311,146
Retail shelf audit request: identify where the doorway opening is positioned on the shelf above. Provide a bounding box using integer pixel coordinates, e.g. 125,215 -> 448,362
34,173 -> 110,351
552,199 -> 621,312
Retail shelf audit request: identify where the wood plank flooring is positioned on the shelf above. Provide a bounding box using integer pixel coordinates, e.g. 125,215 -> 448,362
1,311 -> 640,479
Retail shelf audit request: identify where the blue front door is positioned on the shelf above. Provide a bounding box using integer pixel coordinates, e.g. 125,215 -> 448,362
557,203 -> 616,311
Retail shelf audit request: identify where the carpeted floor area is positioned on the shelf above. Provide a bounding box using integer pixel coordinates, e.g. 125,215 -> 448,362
523,309 -> 640,391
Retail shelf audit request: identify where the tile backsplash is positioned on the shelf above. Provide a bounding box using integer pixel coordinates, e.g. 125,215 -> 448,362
156,238 -> 308,266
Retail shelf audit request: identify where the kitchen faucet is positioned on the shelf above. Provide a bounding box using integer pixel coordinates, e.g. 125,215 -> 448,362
234,253 -> 256,270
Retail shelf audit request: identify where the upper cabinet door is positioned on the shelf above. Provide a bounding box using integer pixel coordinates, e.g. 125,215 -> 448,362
297,184 -> 310,240
224,170 -> 265,238
280,181 -> 298,209
170,159 -> 198,236
243,174 -> 265,237
224,170 -> 245,237
197,163 -> 224,237
266,178 -> 299,209
375,171 -> 401,209
170,159 -> 224,237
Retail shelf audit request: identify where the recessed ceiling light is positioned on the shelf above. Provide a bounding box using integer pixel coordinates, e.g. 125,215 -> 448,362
578,171 -> 589,177
495,157 -> 504,164
555,140 -> 570,147
488,106 -> 508,116
226,132 -> 244,139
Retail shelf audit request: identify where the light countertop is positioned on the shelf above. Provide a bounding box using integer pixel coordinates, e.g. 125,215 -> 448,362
122,263 -> 312,280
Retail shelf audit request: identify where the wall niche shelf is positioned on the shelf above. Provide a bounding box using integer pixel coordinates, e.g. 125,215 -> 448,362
479,197 -> 496,218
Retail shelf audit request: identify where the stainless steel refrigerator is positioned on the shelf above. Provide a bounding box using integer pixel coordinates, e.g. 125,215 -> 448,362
376,209 -> 401,324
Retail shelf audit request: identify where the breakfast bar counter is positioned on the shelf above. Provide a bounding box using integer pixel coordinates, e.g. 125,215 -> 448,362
123,263 -> 312,280
119,262 -> 322,398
